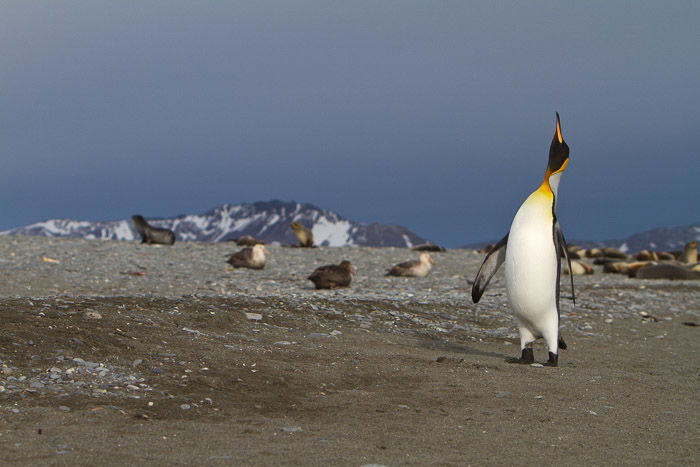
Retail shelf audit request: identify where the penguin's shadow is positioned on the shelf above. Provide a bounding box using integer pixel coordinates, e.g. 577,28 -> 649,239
416,336 -> 509,360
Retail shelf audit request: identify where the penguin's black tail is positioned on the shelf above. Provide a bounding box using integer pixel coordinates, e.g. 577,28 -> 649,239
558,336 -> 567,350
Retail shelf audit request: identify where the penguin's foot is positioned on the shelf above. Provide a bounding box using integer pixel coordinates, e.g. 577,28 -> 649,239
544,352 -> 558,367
506,348 -> 534,364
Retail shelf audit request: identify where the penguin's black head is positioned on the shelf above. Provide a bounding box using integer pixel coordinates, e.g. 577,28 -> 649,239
546,112 -> 569,176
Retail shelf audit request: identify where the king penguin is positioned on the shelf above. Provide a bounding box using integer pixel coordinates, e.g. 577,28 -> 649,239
471,113 -> 574,367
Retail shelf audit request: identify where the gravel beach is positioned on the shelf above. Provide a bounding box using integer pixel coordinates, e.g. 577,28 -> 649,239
0,236 -> 698,465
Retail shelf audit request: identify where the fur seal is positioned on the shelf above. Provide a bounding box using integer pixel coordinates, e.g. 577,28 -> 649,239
603,261 -> 652,274
386,252 -> 434,277
308,260 -> 354,289
600,248 -> 630,260
563,259 -> 593,275
131,215 -> 176,245
290,222 -> 314,248
227,244 -> 268,270
630,264 -> 700,280
232,235 -> 265,246
566,245 -> 584,260
594,257 -> 624,266
585,248 -> 603,258
412,243 -> 446,252
680,241 -> 698,264
635,250 -> 659,261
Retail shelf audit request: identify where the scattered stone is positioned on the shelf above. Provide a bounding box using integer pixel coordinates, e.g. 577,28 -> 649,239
83,311 -> 102,320
530,363 -> 544,368
58,406 -> 70,412
280,426 -> 302,433
245,313 -> 263,321
180,404 -> 191,410
495,391 -> 510,398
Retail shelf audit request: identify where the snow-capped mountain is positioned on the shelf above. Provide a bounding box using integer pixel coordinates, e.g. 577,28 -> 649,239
0,200 -> 429,248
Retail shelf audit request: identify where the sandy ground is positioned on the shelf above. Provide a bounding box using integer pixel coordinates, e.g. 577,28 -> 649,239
0,238 -> 698,465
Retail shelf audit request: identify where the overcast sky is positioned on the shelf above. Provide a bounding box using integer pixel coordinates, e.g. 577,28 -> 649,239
1,1 -> 698,246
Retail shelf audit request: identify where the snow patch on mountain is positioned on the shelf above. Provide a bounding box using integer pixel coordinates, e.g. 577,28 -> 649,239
313,218 -> 355,247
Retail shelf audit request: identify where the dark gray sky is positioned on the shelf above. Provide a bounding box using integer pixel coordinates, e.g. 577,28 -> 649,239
1,1 -> 698,246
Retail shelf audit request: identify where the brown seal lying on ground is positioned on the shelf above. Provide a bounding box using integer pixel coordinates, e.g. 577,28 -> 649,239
603,261 -> 652,275
308,260 -> 354,289
290,222 -> 315,247
386,252 -> 435,277
132,215 -> 175,245
630,264 -> 700,279
563,259 -> 594,275
227,244 -> 269,270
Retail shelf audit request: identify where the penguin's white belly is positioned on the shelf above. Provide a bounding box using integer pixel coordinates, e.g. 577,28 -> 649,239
505,195 -> 558,333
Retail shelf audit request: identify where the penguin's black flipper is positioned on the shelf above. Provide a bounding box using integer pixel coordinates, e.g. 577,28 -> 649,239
554,220 -> 575,307
471,233 -> 508,303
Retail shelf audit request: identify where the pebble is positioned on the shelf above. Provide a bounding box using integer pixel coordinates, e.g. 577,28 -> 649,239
58,405 -> 70,412
495,391 -> 510,398
245,313 -> 263,321
180,404 -> 191,410
530,363 -> 544,368
280,426 -> 302,433
83,311 -> 102,320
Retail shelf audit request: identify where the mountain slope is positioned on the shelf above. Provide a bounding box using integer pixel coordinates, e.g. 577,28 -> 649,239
0,200 -> 428,248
